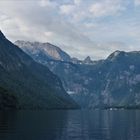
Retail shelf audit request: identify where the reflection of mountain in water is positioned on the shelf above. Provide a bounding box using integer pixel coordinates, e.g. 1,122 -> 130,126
64,110 -> 140,140
0,111 -> 68,140
0,110 -> 140,140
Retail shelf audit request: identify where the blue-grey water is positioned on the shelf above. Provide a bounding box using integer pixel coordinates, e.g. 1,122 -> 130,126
0,110 -> 140,140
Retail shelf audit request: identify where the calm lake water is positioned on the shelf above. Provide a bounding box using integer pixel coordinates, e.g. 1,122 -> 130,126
0,110 -> 140,140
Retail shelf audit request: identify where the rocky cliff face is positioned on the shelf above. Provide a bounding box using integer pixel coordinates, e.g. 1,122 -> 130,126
15,41 -> 71,62
44,51 -> 140,108
0,31 -> 79,109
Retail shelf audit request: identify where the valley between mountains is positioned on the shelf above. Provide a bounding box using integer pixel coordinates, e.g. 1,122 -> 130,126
0,30 -> 140,109
15,40 -> 140,109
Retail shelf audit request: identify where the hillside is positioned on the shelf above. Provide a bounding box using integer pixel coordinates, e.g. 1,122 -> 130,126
0,31 -> 79,109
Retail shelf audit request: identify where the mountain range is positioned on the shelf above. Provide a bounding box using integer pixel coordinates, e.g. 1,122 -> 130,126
0,31 -> 79,109
16,40 -> 140,109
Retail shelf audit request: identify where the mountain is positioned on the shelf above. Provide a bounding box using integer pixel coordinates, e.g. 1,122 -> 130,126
15,40 -> 71,62
0,31 -> 79,109
71,50 -> 140,108
16,40 -> 140,109
42,59 -> 103,108
83,56 -> 93,65
15,41 -> 95,65
89,50 -> 140,109
43,51 -> 140,109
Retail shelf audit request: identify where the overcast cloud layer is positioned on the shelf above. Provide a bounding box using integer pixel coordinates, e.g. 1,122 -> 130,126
0,0 -> 140,60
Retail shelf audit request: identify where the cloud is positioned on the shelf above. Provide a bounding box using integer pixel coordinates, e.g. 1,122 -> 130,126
73,0 -> 81,5
0,0 -> 140,60
134,0 -> 140,6
59,0 -> 128,22
39,0 -> 51,7
39,0 -> 57,8
89,0 -> 126,17
60,4 -> 75,15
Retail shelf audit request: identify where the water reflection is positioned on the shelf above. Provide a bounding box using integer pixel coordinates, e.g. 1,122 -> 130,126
0,110 -> 140,140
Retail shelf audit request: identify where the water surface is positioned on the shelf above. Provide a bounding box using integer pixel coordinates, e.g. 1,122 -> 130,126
0,110 -> 140,140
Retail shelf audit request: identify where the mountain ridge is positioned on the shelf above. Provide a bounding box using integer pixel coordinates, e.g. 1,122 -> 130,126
15,40 -> 71,62
0,31 -> 79,109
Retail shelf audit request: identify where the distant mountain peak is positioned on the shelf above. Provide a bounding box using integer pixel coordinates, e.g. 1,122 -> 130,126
84,56 -> 91,61
83,56 -> 93,64
15,40 -> 71,62
107,50 -> 125,61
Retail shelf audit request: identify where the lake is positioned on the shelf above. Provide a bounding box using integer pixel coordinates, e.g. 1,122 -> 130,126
0,110 -> 140,140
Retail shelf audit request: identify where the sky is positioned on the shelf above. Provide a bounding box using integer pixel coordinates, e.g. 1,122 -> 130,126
0,0 -> 140,60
